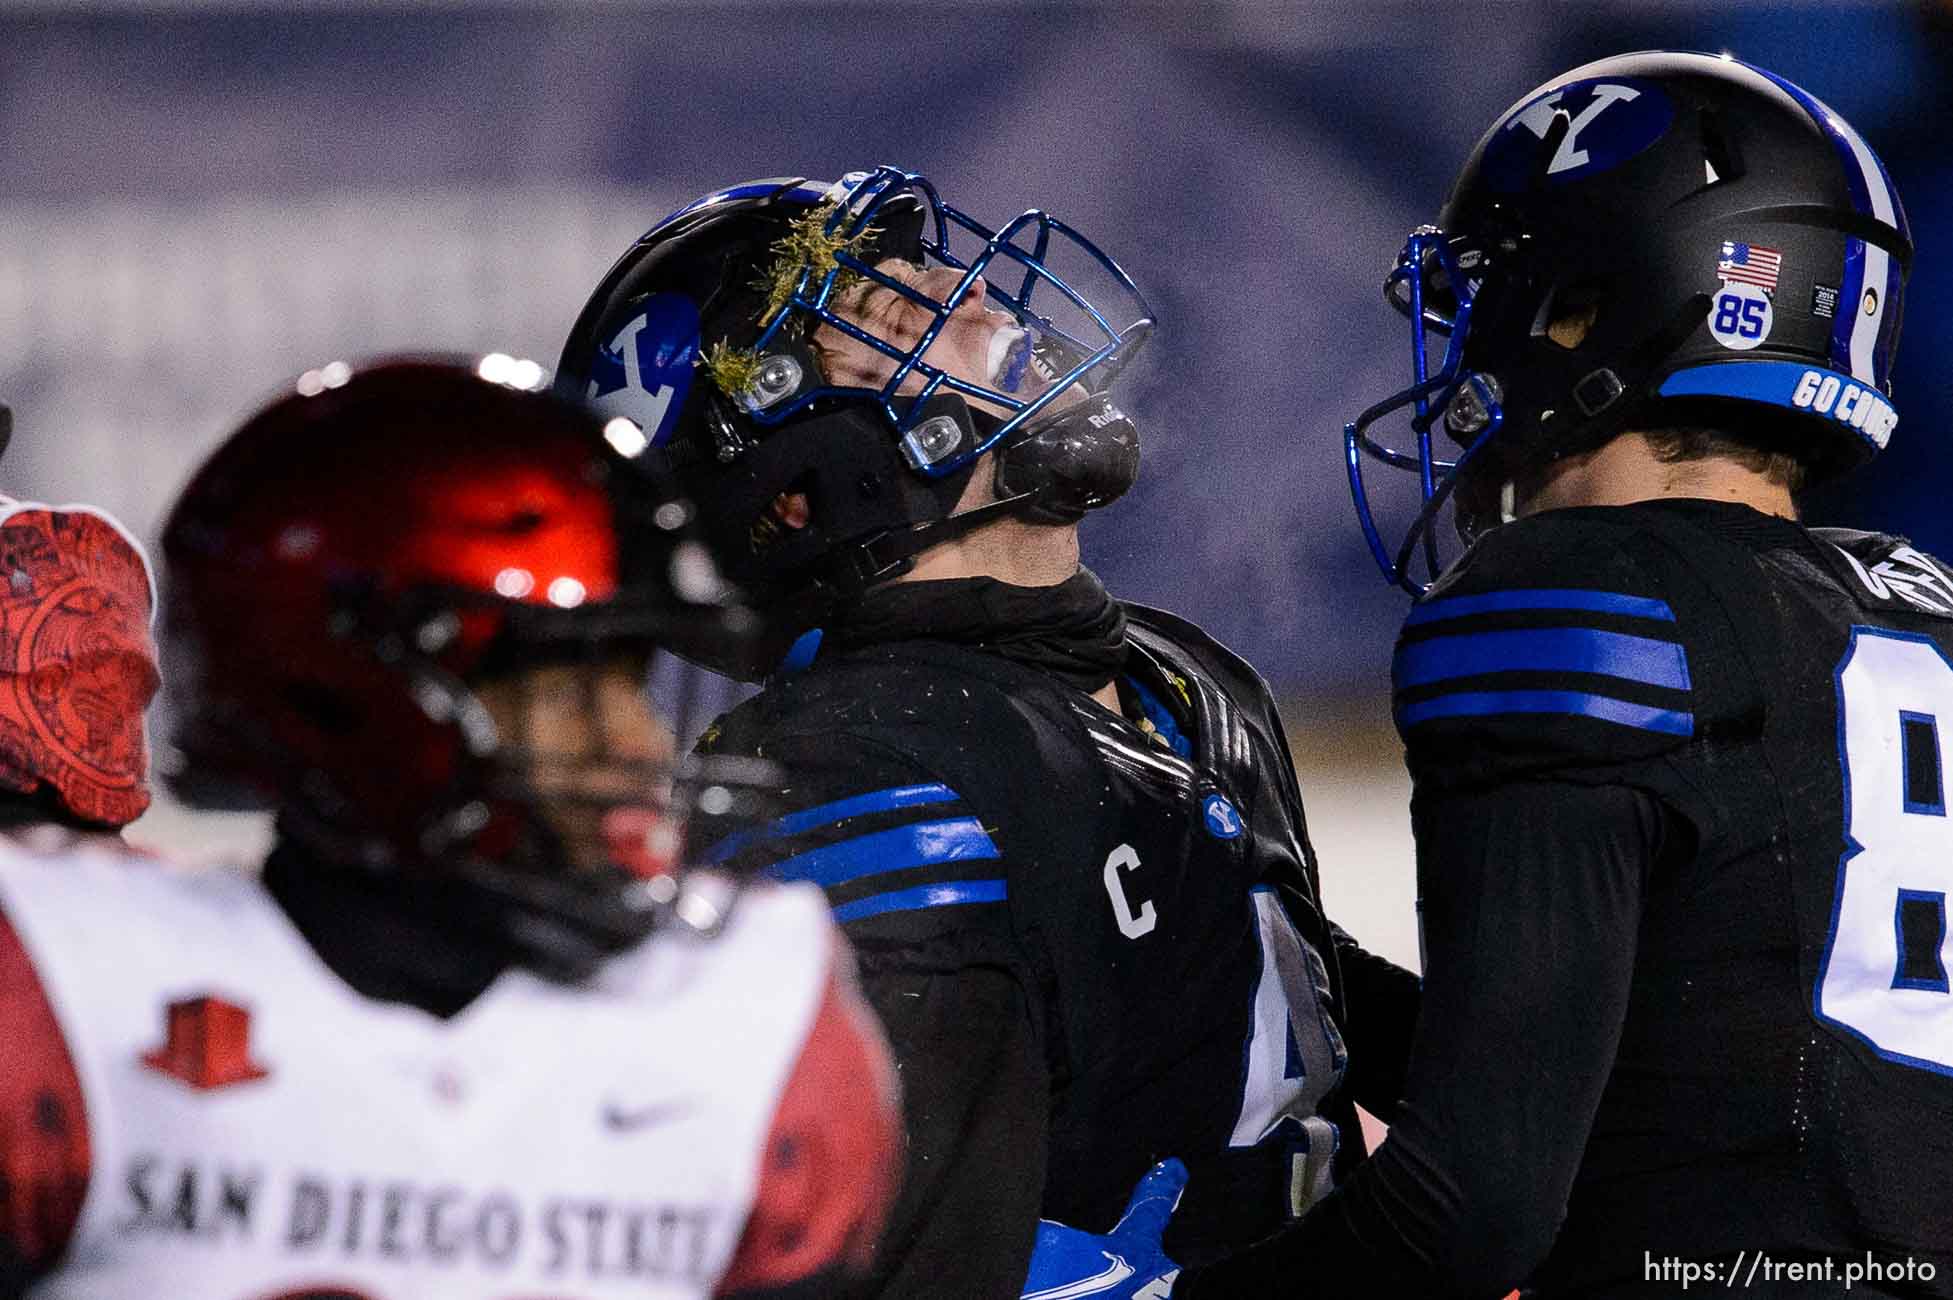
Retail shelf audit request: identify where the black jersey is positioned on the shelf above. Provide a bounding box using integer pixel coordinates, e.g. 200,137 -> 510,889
1403,499 -> 1953,1295
698,602 -> 1418,1299
1185,499 -> 1953,1300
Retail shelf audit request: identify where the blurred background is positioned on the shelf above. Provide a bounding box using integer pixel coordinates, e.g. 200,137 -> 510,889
3,0 -> 1946,967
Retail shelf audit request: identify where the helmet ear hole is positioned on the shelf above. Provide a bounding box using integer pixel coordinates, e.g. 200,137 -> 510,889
1539,281 -> 1603,351
1697,107 -> 1745,186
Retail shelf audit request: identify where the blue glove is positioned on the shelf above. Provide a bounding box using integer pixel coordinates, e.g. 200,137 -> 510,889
1020,1158 -> 1188,1299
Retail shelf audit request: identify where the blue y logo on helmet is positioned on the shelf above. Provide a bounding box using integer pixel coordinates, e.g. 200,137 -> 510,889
1481,77 -> 1674,192
585,293 -> 700,446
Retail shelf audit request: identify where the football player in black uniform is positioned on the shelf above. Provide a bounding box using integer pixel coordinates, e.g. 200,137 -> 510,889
1096,49 -> 1952,1300
556,169 -> 1422,1298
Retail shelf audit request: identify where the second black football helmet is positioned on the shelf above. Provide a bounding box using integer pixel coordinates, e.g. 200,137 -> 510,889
1348,51 -> 1913,592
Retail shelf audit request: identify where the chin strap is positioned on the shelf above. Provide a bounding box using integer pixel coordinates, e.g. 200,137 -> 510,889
1533,291 -> 1716,461
759,487 -> 1050,679
813,388 -> 1139,596
819,488 -> 1045,596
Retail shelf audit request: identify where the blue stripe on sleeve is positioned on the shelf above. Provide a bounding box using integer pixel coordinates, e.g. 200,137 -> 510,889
700,782 -> 960,865
1396,689 -> 1694,736
764,816 -> 1000,889
832,879 -> 1009,923
1394,627 -> 1691,692
1404,588 -> 1676,627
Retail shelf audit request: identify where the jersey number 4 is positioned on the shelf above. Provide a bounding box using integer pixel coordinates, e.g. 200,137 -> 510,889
1819,627 -> 1953,1076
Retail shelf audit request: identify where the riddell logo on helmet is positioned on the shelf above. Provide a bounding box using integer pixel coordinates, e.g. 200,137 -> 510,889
1792,369 -> 1898,444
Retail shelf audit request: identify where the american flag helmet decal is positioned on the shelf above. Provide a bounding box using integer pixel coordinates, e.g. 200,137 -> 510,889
1717,241 -> 1782,293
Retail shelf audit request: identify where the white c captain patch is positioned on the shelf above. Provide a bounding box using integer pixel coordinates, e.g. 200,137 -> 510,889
1103,843 -> 1157,939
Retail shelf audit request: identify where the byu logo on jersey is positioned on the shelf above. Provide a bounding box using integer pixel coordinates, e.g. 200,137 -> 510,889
585,293 -> 700,446
1202,792 -> 1244,840
1481,77 -> 1674,192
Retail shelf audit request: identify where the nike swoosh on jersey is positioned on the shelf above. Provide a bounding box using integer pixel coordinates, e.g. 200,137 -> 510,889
1022,1252 -> 1135,1300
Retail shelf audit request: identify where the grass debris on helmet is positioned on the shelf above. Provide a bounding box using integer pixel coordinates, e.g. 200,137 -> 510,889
557,168 -> 1155,677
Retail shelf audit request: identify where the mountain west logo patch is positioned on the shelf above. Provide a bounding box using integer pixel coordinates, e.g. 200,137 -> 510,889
141,994 -> 271,1090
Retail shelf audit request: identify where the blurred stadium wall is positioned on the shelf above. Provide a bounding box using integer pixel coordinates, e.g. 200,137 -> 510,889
2,0 -> 1940,966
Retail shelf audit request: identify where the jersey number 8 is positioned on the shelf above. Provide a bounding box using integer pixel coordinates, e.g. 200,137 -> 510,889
1818,627 -> 1953,1076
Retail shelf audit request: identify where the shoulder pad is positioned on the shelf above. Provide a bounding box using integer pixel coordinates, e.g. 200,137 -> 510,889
1396,511 -> 1696,788
1123,602 -> 1278,711
1808,528 -> 1953,621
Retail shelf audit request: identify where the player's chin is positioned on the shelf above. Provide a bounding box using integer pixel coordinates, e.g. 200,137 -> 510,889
535,815 -> 623,877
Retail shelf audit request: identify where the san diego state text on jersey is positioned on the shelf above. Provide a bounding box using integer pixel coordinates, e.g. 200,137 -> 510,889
0,846 -> 894,1300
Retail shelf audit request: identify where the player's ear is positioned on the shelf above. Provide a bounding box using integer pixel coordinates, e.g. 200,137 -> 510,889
769,491 -> 812,531
1543,281 -> 1603,350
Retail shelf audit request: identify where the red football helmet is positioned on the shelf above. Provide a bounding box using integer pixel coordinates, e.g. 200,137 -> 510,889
160,359 -> 765,957
0,499 -> 158,828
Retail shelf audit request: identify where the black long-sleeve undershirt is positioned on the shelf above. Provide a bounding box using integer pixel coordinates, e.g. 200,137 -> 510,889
1328,922 -> 1423,1127
1183,780 -> 1664,1298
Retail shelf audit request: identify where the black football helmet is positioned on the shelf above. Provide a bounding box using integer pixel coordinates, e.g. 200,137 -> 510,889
1347,51 -> 1913,592
556,168 -> 1154,677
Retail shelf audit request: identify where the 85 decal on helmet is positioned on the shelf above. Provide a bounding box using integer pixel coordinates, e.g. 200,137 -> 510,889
1346,51 -> 1913,593
556,167 -> 1156,677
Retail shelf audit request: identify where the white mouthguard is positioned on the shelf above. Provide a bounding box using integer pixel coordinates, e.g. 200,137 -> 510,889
987,326 -> 1032,393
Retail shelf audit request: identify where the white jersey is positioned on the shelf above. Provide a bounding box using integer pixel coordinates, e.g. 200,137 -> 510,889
0,840 -> 844,1300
